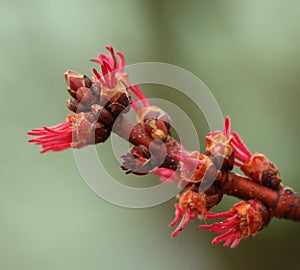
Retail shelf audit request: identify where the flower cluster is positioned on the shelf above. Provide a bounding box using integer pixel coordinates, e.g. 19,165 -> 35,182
29,46 -> 131,153
28,45 -> 300,248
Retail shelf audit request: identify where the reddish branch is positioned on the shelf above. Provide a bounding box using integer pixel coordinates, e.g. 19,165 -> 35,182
114,114 -> 300,222
27,45 -> 300,248
223,172 -> 300,222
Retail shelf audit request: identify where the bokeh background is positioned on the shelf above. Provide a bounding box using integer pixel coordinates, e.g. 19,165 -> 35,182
1,0 -> 300,269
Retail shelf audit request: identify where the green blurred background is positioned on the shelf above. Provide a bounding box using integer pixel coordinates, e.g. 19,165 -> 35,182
1,0 -> 300,269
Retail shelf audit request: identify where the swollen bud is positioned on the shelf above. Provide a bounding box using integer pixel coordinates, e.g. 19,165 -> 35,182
240,152 -> 281,189
65,70 -> 84,91
136,106 -> 171,141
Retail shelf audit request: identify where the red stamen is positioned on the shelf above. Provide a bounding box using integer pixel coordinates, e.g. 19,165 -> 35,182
203,209 -> 236,219
105,45 -> 117,69
90,58 -> 102,65
231,143 -> 252,164
151,168 -> 179,183
224,116 -> 231,138
230,238 -> 241,248
110,69 -> 116,89
222,232 -> 240,248
91,46 -> 126,88
130,98 -> 141,112
169,204 -> 183,227
232,131 -> 252,161
212,230 -> 241,248
117,52 -> 125,71
40,143 -> 72,154
98,54 -> 113,68
92,68 -> 106,86
92,68 -> 101,80
171,208 -> 193,238
28,122 -> 71,135
101,61 -> 109,78
28,121 -> 73,154
129,85 -> 151,107
233,160 -> 243,167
